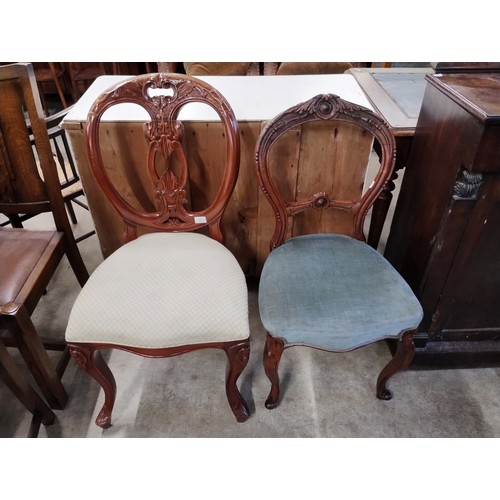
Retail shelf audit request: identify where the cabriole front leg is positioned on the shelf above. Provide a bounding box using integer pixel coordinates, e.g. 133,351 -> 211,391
224,340 -> 250,422
263,333 -> 285,409
376,330 -> 415,400
68,344 -> 117,428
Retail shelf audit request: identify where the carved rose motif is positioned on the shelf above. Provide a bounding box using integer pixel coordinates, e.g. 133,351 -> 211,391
312,194 -> 329,209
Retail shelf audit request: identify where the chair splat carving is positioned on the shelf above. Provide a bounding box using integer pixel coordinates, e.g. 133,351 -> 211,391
66,73 -> 250,428
255,93 -> 423,410
87,74 -> 239,244
255,94 -> 395,249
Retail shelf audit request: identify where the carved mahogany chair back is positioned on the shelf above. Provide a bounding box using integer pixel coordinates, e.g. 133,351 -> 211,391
86,72 -> 240,244
66,73 -> 250,428
0,62 -> 89,411
255,94 -> 423,410
255,93 -> 395,248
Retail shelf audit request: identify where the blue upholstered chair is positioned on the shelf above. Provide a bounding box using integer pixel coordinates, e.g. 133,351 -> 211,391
254,94 -> 423,409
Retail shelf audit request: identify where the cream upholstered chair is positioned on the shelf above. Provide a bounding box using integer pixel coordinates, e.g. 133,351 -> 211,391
254,94 -> 423,410
65,73 -> 250,428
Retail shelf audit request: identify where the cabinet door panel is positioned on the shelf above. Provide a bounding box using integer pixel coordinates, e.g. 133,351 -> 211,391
435,176 -> 500,338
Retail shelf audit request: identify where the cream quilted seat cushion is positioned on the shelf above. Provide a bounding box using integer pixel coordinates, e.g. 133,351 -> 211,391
65,232 -> 249,348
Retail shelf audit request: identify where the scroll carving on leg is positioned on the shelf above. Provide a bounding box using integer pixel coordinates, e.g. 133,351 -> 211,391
376,330 -> 415,400
224,340 -> 251,422
73,73 -> 246,427
69,345 -> 117,428
263,334 -> 285,409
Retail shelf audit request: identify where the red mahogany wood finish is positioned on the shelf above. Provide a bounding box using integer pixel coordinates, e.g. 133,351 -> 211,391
255,94 -> 396,248
68,73 -> 250,427
69,340 -> 250,427
85,73 -> 240,244
255,94 -> 418,408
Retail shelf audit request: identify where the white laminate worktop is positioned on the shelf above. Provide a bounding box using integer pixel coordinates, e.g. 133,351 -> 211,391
61,74 -> 373,126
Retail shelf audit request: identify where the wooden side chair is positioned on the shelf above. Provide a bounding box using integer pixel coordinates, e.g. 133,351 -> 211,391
254,94 -> 423,409
42,108 -> 95,241
65,73 -> 250,428
0,337 -> 55,436
2,105 -> 96,242
0,62 -> 90,410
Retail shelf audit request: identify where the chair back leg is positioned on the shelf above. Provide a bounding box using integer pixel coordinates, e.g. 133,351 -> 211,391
4,304 -> 68,409
63,238 -> 90,287
0,340 -> 55,426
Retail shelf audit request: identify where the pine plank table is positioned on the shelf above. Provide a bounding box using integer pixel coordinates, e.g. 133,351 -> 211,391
62,74 -> 375,275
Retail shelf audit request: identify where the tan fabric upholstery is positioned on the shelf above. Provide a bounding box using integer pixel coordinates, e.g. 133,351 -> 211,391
183,62 -> 252,76
66,232 -> 249,348
276,62 -> 353,75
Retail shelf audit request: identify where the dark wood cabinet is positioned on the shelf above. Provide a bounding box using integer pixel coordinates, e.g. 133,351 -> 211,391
384,72 -> 500,365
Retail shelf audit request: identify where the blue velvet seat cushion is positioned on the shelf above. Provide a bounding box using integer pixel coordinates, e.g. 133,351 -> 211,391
259,234 -> 423,351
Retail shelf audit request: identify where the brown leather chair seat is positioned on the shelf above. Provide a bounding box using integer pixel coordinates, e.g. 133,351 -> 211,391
0,229 -> 63,307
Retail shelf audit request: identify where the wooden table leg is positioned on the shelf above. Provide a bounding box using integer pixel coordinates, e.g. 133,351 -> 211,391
368,136 -> 413,249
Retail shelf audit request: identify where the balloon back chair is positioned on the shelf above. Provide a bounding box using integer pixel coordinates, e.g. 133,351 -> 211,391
0,62 -> 89,411
254,94 -> 423,410
65,73 -> 250,428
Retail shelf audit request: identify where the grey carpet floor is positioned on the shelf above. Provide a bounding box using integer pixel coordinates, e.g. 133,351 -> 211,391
2,204 -> 500,439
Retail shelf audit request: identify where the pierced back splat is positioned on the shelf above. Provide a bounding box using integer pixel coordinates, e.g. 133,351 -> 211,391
86,73 -> 240,243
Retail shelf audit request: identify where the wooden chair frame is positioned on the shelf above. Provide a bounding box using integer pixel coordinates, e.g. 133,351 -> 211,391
0,338 -> 55,436
2,106 -> 95,242
255,94 -> 417,408
0,62 -> 89,410
68,73 -> 249,427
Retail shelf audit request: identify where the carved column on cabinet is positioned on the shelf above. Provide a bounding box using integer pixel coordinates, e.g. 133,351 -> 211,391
384,72 -> 500,365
